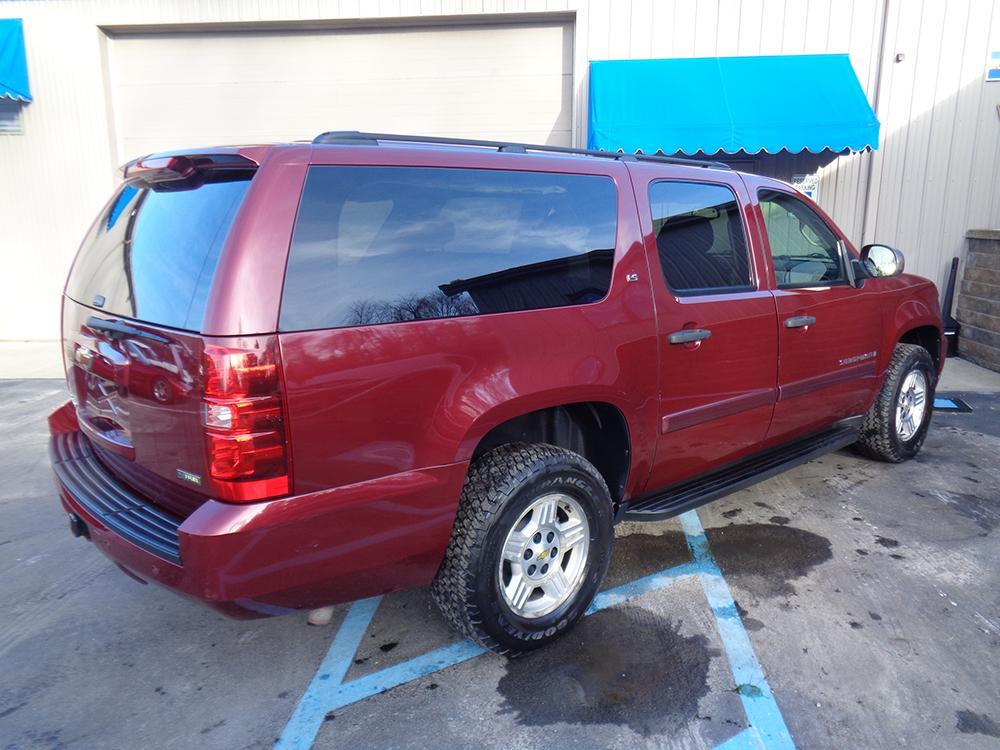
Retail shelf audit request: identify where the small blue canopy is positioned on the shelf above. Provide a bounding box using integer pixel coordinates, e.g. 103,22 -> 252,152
588,54 -> 878,155
0,18 -> 32,102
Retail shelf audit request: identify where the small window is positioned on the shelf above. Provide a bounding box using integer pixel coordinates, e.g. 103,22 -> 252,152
279,166 -> 618,331
648,181 -> 753,295
758,189 -> 844,287
0,100 -> 24,134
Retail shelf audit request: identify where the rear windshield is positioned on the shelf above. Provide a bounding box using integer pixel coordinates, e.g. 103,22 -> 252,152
66,173 -> 252,331
279,166 -> 618,331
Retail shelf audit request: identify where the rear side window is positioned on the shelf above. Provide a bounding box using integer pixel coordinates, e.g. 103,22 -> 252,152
279,166 -> 618,331
649,181 -> 753,295
66,173 -> 252,331
758,189 -> 844,286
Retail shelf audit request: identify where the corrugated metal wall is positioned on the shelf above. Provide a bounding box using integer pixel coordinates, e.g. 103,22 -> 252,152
819,0 -> 1000,290
1,0 -> 998,341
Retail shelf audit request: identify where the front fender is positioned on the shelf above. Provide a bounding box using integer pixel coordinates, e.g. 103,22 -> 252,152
892,298 -> 938,334
877,278 -> 943,375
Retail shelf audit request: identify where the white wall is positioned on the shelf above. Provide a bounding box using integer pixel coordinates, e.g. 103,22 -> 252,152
819,0 -> 1000,290
1,0 -> 997,342
0,1 -> 586,343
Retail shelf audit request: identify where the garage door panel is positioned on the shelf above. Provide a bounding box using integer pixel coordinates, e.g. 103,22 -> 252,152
113,25 -> 571,85
115,76 -> 571,139
109,21 -> 573,160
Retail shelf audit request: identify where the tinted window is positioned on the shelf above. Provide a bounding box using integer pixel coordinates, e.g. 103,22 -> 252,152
649,181 -> 752,294
66,174 -> 252,331
279,167 -> 618,331
758,189 -> 844,286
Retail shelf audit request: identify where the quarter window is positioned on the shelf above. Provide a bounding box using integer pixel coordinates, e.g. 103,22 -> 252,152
648,181 -> 753,294
758,189 -> 845,286
279,166 -> 618,331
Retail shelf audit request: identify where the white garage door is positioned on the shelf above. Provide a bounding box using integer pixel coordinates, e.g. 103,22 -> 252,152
107,21 -> 573,163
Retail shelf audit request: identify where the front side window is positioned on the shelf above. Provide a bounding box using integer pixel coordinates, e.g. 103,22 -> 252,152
279,166 -> 618,331
648,181 -> 753,295
758,189 -> 844,287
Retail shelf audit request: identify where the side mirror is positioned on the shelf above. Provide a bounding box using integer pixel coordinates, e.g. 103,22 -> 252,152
861,244 -> 905,278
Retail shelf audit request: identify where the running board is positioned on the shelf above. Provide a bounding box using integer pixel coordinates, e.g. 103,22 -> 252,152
623,422 -> 861,521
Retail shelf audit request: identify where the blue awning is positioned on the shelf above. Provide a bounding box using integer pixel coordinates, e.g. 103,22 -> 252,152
588,54 -> 878,155
0,18 -> 32,102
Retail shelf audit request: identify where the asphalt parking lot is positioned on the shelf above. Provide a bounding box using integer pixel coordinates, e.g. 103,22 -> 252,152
2,366 -> 999,750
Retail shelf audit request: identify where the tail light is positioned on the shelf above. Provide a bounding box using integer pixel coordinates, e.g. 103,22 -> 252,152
201,337 -> 290,502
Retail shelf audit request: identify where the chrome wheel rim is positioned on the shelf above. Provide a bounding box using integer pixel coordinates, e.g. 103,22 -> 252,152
497,492 -> 590,619
896,369 -> 927,442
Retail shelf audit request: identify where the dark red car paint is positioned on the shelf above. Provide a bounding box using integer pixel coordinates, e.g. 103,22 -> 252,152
50,142 -> 945,617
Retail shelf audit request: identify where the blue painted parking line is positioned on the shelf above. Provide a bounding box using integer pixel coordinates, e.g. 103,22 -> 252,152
681,511 -> 796,750
587,558 -> 704,613
276,596 -> 382,750
933,396 -> 973,412
715,727 -> 767,750
277,510 -> 796,750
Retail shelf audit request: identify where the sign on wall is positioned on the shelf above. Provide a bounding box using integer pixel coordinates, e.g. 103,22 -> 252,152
987,51 -> 1000,82
792,173 -> 821,200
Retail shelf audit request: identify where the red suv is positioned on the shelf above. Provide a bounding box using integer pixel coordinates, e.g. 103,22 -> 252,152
49,133 -> 944,655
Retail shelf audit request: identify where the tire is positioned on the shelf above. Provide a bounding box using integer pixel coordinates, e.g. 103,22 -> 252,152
431,443 -> 614,656
854,343 -> 936,462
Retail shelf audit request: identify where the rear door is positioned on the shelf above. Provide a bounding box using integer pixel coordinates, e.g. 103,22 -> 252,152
746,181 -> 882,441
62,162 -> 255,514
629,165 -> 778,491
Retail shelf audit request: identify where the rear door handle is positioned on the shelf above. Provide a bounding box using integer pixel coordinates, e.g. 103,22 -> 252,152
668,328 -> 712,345
784,315 -> 817,329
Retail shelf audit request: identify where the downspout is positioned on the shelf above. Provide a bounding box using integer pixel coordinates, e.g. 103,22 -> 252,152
860,0 -> 891,243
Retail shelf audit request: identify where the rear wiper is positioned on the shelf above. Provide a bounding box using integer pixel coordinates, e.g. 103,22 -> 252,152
85,316 -> 170,344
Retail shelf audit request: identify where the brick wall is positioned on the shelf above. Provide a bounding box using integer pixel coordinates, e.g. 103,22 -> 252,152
956,230 -> 1000,373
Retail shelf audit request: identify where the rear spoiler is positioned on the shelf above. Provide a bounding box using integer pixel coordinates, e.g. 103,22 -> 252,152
121,152 -> 258,185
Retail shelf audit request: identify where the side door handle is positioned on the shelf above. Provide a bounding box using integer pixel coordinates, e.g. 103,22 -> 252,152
784,315 -> 817,329
668,328 -> 712,345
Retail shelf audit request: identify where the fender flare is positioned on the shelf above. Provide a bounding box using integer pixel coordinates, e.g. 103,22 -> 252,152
454,388 -> 639,465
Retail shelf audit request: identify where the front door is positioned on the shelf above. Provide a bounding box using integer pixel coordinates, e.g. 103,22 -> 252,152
748,183 -> 882,442
630,166 -> 779,492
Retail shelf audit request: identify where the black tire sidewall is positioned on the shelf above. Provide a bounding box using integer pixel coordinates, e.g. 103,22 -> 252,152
887,349 -> 936,459
471,461 -> 612,652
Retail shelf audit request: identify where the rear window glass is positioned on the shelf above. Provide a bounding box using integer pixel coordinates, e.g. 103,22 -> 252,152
279,166 -> 618,331
66,173 -> 252,331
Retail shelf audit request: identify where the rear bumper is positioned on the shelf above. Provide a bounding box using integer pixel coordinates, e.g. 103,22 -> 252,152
50,414 -> 466,618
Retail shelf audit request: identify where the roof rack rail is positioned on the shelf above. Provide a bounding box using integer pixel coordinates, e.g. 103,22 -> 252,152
311,131 -> 731,170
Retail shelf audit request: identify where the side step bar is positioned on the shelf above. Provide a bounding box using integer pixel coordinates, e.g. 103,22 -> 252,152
623,422 -> 861,521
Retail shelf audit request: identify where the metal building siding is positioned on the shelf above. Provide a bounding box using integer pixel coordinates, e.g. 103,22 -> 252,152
818,0 -> 1000,289
0,4 -> 118,343
0,0 -> 574,341
1,0 -> 997,341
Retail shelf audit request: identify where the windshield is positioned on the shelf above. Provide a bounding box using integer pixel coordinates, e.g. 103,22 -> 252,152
66,172 -> 253,331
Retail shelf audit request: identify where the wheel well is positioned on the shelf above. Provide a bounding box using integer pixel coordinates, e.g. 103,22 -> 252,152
472,403 -> 631,508
899,325 -> 941,371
